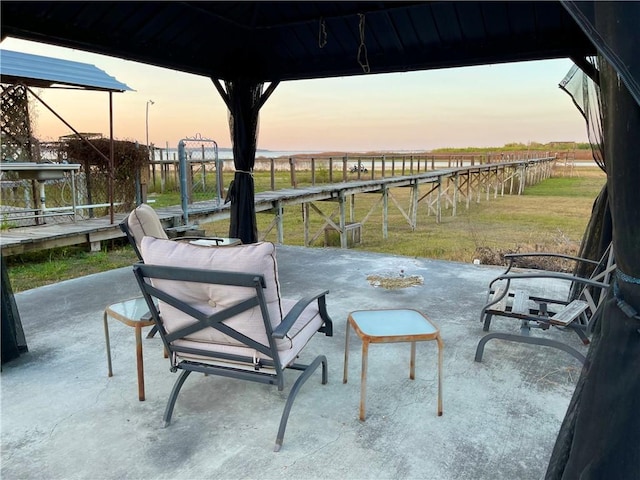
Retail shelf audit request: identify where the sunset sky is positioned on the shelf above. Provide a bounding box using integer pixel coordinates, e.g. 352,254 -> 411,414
2,37 -> 588,153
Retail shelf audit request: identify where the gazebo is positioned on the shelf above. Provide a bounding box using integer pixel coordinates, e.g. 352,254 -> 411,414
1,2 -> 638,476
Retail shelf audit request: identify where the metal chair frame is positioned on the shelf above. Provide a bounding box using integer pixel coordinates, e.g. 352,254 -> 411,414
133,262 -> 333,451
476,246 -> 615,364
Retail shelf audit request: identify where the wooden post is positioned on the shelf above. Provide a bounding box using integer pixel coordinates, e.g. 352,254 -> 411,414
289,157 -> 296,188
411,181 -> 418,230
303,202 -> 309,247
436,176 -> 442,224
160,149 -> 166,194
276,200 -> 284,244
270,158 -> 275,190
486,169 -> 490,201
339,193 -> 347,249
350,193 -> 356,222
466,171 -> 471,210
452,173 -> 458,217
329,157 -> 334,183
311,157 -> 316,186
342,156 -> 348,182
382,186 -> 388,239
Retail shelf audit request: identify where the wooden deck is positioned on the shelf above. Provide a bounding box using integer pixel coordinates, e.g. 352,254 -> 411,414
0,158 -> 554,255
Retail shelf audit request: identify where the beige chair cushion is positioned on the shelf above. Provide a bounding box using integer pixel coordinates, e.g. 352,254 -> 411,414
126,204 -> 168,252
140,237 -> 299,350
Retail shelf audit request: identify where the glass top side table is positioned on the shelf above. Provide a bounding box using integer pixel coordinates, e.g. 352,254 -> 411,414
103,297 -> 157,401
343,308 -> 443,421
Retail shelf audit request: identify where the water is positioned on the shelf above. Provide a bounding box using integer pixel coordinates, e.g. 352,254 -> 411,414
153,147 -> 324,161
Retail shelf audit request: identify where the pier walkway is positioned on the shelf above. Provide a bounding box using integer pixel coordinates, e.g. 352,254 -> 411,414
0,157 -> 554,255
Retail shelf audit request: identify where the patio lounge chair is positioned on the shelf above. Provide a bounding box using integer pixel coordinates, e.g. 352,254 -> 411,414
475,246 -> 615,364
119,203 -> 225,338
133,237 -> 333,451
120,203 -> 221,261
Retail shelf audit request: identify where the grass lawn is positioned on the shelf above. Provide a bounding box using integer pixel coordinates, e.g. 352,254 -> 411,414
5,166 -> 606,293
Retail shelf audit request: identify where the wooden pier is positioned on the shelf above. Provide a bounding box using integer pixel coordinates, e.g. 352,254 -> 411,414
0,157 -> 554,255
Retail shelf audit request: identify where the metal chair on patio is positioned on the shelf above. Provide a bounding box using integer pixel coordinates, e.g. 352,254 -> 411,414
475,245 -> 615,364
119,203 -> 222,261
133,237 -> 333,451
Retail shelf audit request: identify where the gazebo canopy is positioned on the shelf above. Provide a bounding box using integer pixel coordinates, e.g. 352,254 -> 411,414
1,1 -> 595,82
2,2 -> 640,478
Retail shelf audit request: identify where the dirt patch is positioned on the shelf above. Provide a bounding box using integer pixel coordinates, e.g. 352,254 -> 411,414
367,272 -> 424,289
474,243 -> 581,273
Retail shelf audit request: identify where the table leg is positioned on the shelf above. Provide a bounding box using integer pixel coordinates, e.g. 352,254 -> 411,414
437,335 -> 444,416
359,340 -> 369,421
135,324 -> 145,401
103,312 -> 113,377
409,341 -> 416,380
343,320 -> 351,384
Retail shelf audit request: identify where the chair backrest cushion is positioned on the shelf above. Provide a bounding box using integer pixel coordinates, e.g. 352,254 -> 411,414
140,236 -> 284,348
127,204 -> 168,252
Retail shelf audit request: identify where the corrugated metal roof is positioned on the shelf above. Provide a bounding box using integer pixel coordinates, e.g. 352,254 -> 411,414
0,49 -> 133,92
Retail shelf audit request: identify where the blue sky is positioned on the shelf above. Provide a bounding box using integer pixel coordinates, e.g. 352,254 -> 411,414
1,37 -> 587,152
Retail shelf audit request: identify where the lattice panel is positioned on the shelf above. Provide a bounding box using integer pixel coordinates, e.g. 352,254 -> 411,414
1,84 -> 35,162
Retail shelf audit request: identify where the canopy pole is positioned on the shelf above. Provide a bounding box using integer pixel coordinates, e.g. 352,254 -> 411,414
211,78 -> 279,244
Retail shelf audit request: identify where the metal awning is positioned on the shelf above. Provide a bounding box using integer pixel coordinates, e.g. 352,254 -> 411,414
0,49 -> 133,92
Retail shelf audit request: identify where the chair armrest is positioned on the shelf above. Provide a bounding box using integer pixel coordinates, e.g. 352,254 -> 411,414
500,252 -> 600,276
272,290 -> 333,339
491,271 -> 609,290
503,252 -> 600,265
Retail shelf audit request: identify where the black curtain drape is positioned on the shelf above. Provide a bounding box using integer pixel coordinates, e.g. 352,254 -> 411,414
224,79 -> 263,244
547,2 -> 640,477
559,58 -> 613,295
1,256 -> 28,366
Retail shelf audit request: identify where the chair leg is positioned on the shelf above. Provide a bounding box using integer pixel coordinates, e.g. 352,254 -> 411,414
273,355 -> 328,452
474,332 -> 586,365
146,324 -> 158,339
162,369 -> 192,427
482,313 -> 493,331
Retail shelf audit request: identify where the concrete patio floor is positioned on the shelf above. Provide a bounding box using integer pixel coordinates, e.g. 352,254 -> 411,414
1,245 -> 586,480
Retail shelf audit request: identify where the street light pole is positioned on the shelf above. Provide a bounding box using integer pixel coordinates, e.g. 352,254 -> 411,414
145,99 -> 154,159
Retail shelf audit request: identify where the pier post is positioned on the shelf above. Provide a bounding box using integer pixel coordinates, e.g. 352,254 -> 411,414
453,173 -> 458,217
339,193 -> 347,249
436,176 -> 442,224
382,186 -> 389,239
276,200 -> 284,244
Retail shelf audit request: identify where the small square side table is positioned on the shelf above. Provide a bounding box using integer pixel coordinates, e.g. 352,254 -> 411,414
343,308 -> 443,421
103,297 -> 156,401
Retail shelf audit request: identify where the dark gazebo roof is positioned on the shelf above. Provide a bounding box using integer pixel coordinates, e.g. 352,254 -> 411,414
0,1 -> 595,82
